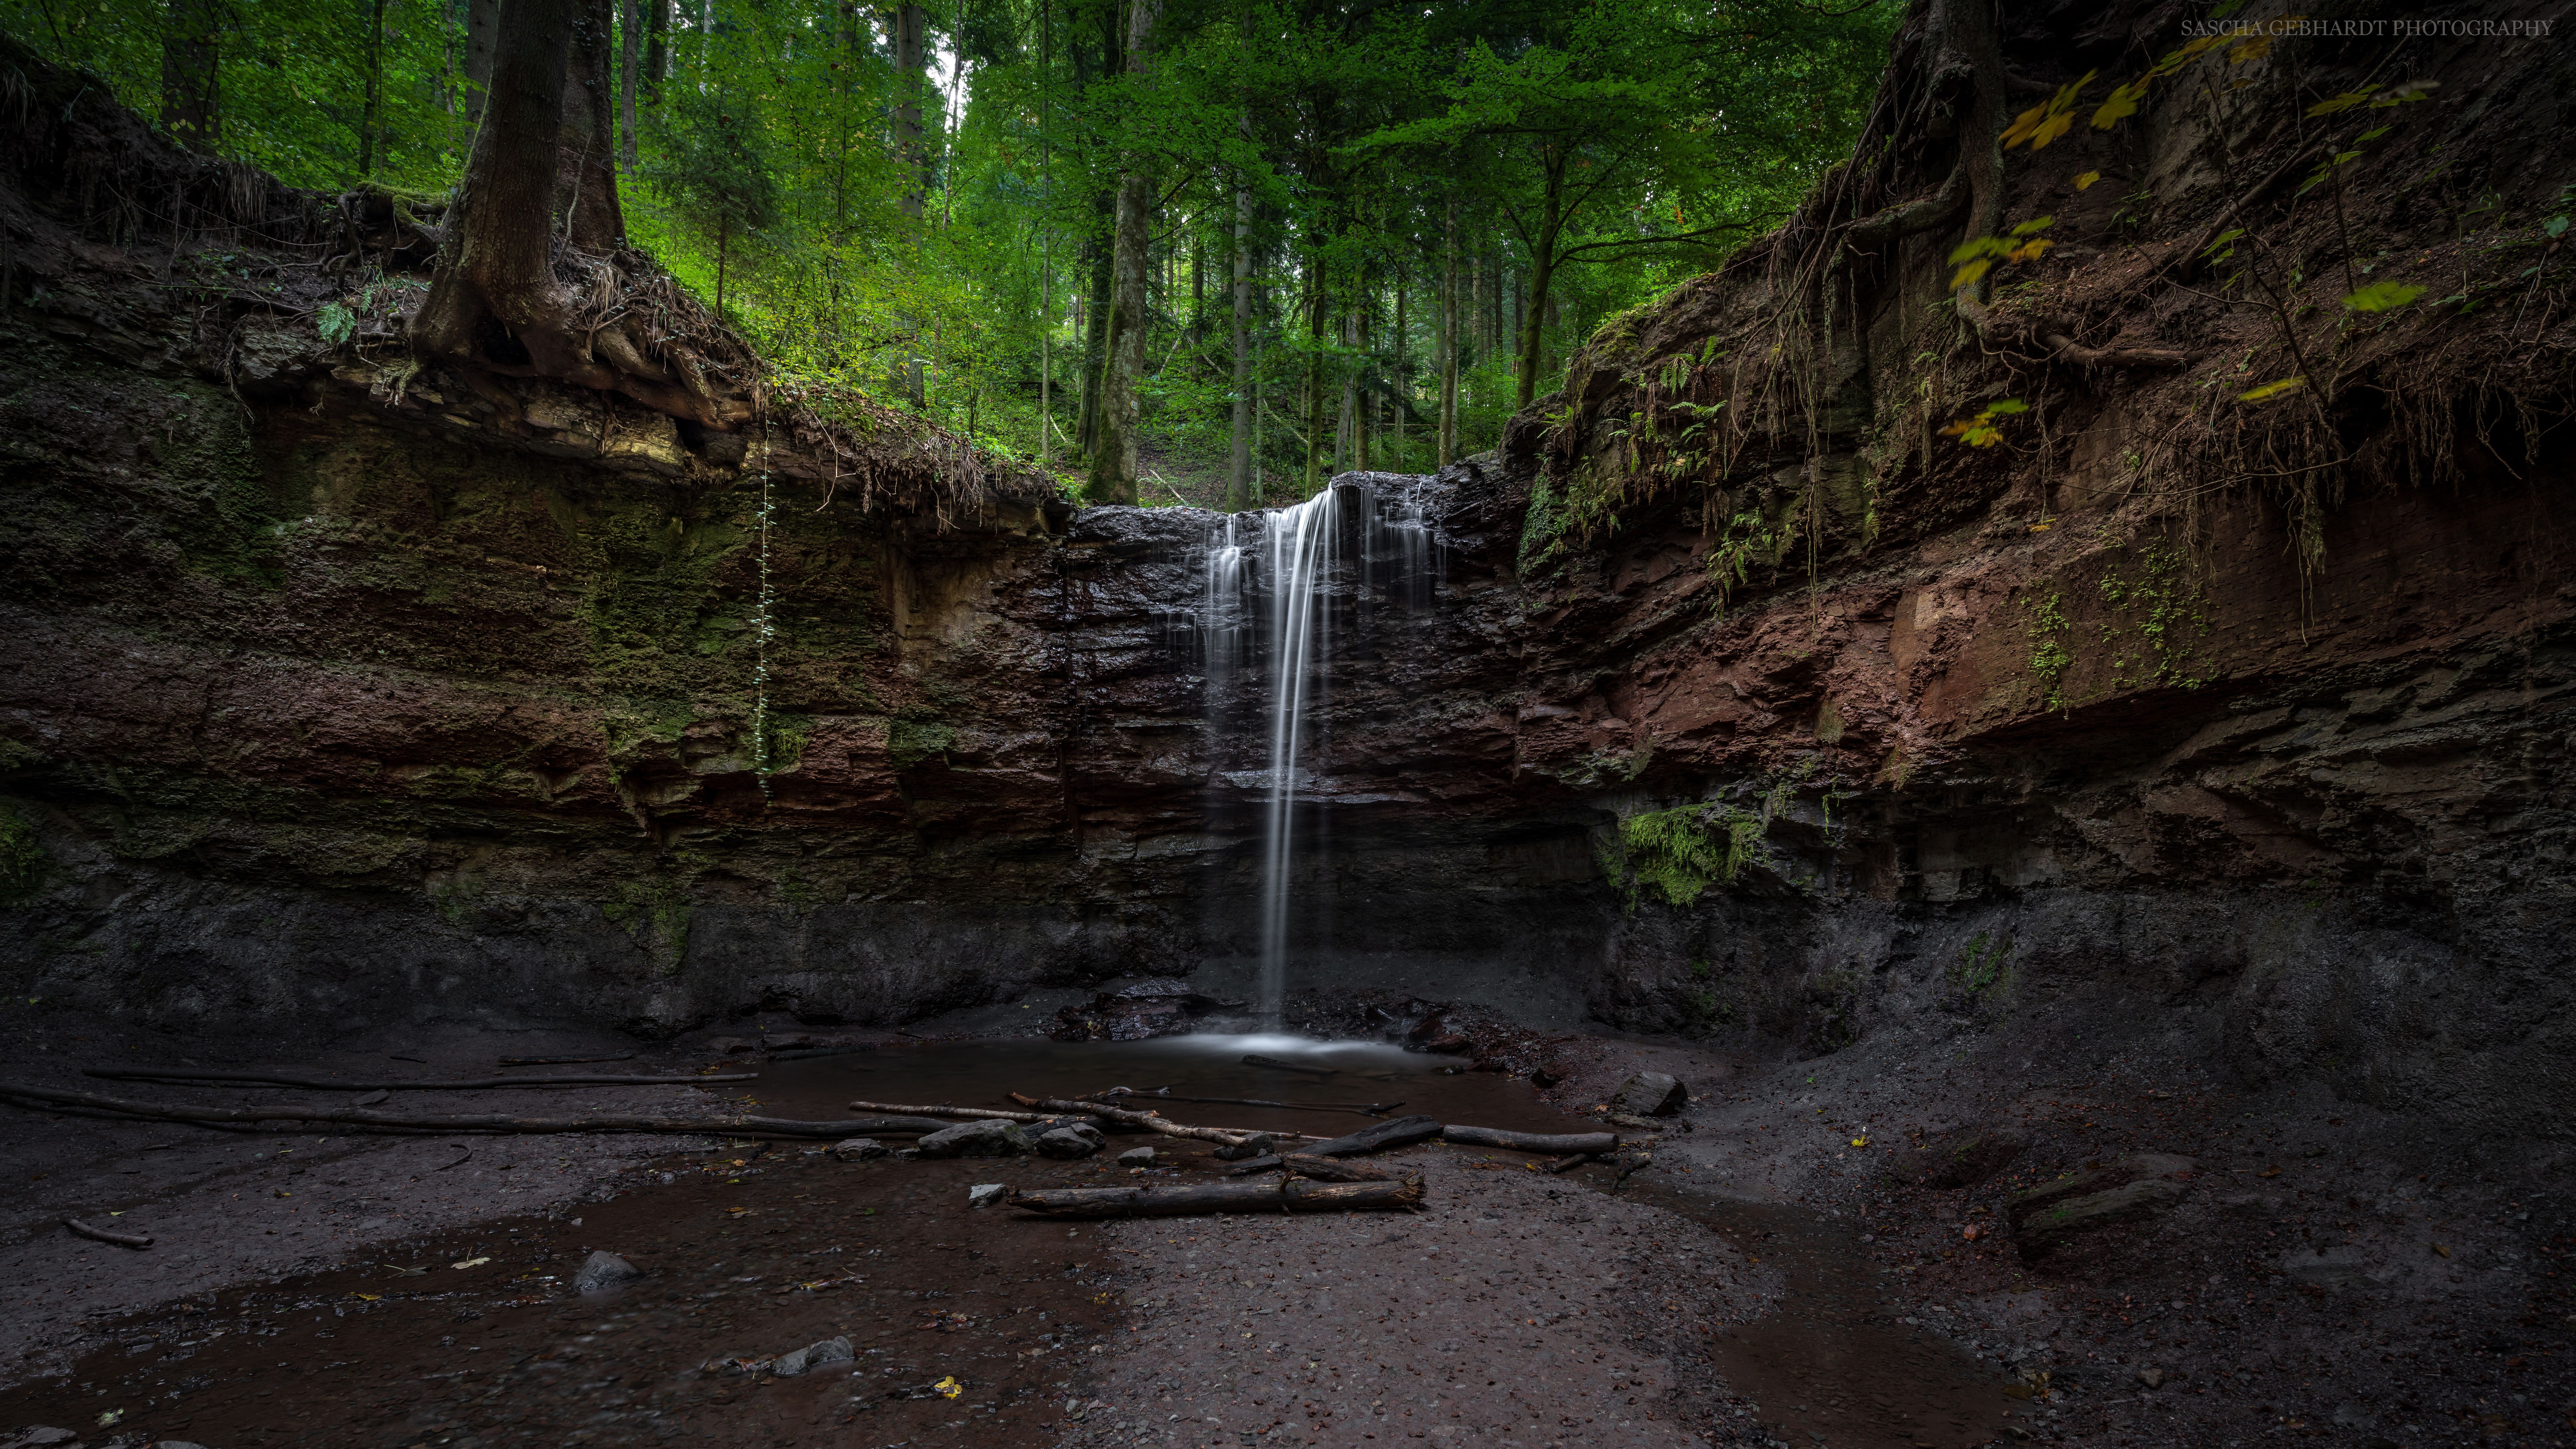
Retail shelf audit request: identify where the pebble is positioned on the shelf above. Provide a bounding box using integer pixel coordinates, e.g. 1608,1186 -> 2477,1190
1611,1071 -> 1687,1116
831,1137 -> 890,1162
1116,1146 -> 1157,1167
773,1335 -> 854,1376
967,1183 -> 1009,1209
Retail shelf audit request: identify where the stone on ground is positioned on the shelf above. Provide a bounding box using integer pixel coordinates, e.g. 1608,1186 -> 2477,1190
1611,1072 -> 1687,1116
967,1183 -> 1009,1208
1117,1146 -> 1157,1167
1037,1127 -> 1101,1159
917,1119 -> 1032,1158
572,1249 -> 642,1293
831,1136 -> 890,1161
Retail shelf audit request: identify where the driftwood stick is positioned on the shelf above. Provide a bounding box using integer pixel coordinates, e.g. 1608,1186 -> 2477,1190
1301,1114 -> 1444,1158
1283,1153 -> 1396,1183
85,1067 -> 752,1090
1241,1054 -> 1336,1077
0,1083 -> 944,1139
66,1216 -> 153,1249
1008,1177 -> 1423,1218
1543,1153 -> 1600,1174
1009,1094 -> 1315,1147
495,1053 -> 636,1066
1439,1125 -> 1620,1155
1097,1090 -> 1402,1118
846,1100 -> 1102,1128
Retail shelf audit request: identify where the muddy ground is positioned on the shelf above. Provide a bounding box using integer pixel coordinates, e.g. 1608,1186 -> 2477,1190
1,999 -> 2569,1449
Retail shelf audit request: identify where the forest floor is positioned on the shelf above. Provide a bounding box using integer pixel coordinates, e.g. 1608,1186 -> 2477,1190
0,1000 -> 2566,1449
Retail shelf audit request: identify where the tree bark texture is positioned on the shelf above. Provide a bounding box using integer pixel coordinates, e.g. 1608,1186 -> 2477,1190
1301,1114 -> 1443,1157
158,0 -> 220,152
895,2 -> 926,219
1006,1177 -> 1423,1218
643,0 -> 669,98
1438,199 -> 1458,466
464,0 -> 502,125
556,0 -> 624,252
1086,0 -> 1159,505
1226,144 -> 1253,509
618,0 -> 640,168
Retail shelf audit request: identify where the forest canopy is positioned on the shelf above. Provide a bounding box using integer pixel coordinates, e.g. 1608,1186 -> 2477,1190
3,0 -> 1899,506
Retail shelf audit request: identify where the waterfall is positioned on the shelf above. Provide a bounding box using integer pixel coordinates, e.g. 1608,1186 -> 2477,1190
1199,475 -> 1439,1023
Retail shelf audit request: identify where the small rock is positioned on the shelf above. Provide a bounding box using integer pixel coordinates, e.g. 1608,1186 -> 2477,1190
1611,1072 -> 1687,1117
1212,1133 -> 1275,1162
917,1119 -> 1033,1159
353,1089 -> 391,1107
831,1137 -> 890,1162
571,1249 -> 642,1293
2009,1154 -> 2198,1255
967,1183 -> 1009,1209
1036,1128 -> 1100,1160
894,1147 -> 922,1160
6,1430 -> 79,1448
1117,1146 -> 1157,1167
2136,1367 -> 2164,1389
773,1334 -> 854,1376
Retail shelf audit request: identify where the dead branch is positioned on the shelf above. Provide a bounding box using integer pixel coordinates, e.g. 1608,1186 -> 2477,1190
1006,1177 -> 1424,1219
1438,1125 -> 1620,1155
1013,1093 -> 1316,1147
846,1099 -> 1104,1127
0,1083 -> 943,1138
66,1216 -> 153,1249
86,1067 -> 751,1090
1301,1114 -> 1445,1158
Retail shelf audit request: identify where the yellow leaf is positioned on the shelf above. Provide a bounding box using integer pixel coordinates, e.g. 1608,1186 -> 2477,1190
1850,1137 -> 1868,1148
1939,419 -> 1976,438
2432,1243 -> 2452,1258
2030,523 -> 2052,532
2093,83 -> 2143,129
2007,238 -> 2056,264
2229,35 -> 2274,64
2031,109 -> 2077,149
2001,100 -> 2052,149
2258,1166 -> 2282,1178
2237,377 -> 2306,403
935,1375 -> 963,1399
352,1292 -> 382,1301
1949,258 -> 1994,292
451,1257 -> 491,1268
2074,170 -> 2102,191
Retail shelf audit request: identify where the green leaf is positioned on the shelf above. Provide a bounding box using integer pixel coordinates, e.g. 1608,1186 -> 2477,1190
2547,215 -> 2570,239
2306,90 -> 2372,117
317,302 -> 357,346
2009,215 -> 2056,238
1988,398 -> 2029,415
2342,281 -> 2426,312
2238,377 -> 2306,403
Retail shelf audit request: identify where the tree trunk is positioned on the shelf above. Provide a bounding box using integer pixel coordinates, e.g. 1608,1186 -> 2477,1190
618,0 -> 640,168
1303,249 -> 1325,495
158,0 -> 220,152
556,0 -> 623,252
359,0 -> 388,175
643,0 -> 668,98
1515,152 -> 1563,409
464,0 -> 502,125
1226,146 -> 1252,510
895,2 -> 925,219
1438,198 -> 1458,466
1087,0 -> 1160,506
1391,267 -> 1405,465
1075,209 -> 1110,454
414,0 -> 719,427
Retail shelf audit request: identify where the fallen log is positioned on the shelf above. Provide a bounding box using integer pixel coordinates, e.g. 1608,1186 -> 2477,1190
0,1084 -> 945,1139
766,1045 -> 878,1061
1300,1114 -> 1444,1158
1242,1054 -> 1336,1077
1008,1094 -> 1313,1147
1439,1125 -> 1619,1155
846,1100 -> 1103,1128
84,1067 -> 752,1090
1284,1153 -> 1396,1183
496,1053 -> 636,1066
1091,1089 -> 1402,1118
1008,1177 -> 1422,1218
66,1216 -> 152,1249
1543,1153 -> 1599,1174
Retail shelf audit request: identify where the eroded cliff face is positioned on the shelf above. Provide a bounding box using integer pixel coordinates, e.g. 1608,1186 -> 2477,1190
2,6 -> 2573,1142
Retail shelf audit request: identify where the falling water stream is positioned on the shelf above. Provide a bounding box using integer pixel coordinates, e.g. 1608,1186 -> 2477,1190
1198,475 -> 1438,1022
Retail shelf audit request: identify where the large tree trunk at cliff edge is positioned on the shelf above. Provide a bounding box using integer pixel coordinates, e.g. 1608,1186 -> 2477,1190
413,0 -> 742,428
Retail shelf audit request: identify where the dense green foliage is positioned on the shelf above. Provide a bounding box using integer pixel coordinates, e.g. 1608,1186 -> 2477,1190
4,0 -> 1897,504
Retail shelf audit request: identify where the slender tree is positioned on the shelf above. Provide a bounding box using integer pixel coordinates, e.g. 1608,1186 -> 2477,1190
158,0 -> 221,152
1088,0 -> 1160,505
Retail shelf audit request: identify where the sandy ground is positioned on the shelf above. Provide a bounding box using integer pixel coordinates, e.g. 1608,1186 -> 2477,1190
3,997 -> 2569,1449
